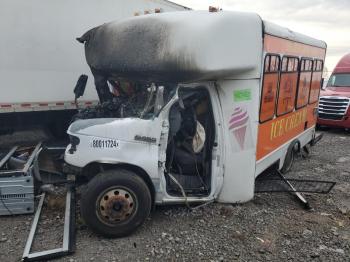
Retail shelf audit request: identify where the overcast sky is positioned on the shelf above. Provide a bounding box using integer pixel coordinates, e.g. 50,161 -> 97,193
172,0 -> 350,76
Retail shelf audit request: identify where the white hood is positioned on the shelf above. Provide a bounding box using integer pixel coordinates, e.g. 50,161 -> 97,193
68,118 -> 162,143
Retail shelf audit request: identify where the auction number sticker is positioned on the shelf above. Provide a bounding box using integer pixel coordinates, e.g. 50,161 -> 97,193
91,139 -> 119,149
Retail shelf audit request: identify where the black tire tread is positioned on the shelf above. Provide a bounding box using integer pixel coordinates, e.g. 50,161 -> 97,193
80,168 -> 152,238
281,141 -> 299,174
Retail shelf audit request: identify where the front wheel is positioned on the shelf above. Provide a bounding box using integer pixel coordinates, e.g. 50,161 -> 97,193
80,169 -> 152,237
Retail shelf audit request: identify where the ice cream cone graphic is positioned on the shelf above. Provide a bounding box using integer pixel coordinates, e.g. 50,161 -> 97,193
229,107 -> 249,150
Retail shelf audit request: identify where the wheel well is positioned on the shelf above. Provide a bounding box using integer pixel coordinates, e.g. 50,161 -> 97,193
81,162 -> 156,207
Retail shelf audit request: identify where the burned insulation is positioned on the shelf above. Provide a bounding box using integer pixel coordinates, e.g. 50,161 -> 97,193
77,11 -> 263,83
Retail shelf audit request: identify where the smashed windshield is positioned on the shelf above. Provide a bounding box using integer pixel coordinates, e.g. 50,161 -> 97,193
327,73 -> 350,87
74,80 -> 177,121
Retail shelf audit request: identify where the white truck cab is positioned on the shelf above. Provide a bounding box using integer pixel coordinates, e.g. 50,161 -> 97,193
65,79 -> 258,237
66,83 -> 225,203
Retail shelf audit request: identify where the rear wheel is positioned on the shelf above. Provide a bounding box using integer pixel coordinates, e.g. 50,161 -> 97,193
281,141 -> 299,174
80,169 -> 152,237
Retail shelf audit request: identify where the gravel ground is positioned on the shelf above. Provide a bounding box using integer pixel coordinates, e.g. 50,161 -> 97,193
0,128 -> 349,262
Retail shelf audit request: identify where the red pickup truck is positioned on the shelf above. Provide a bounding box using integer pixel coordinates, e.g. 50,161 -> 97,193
318,53 -> 350,128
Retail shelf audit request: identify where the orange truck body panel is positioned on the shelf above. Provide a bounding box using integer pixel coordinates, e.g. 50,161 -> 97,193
257,35 -> 326,161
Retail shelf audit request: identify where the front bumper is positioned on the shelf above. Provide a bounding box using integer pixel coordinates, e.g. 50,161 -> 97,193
317,115 -> 350,128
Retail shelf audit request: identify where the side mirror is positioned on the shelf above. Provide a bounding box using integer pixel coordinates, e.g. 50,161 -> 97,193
74,74 -> 88,101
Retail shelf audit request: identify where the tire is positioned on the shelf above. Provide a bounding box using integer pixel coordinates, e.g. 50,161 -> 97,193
281,141 -> 298,174
80,168 -> 152,237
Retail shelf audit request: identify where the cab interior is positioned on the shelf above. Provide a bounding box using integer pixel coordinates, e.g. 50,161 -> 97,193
165,87 -> 215,197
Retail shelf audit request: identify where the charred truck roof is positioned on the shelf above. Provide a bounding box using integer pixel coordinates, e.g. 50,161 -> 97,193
77,11 -> 264,84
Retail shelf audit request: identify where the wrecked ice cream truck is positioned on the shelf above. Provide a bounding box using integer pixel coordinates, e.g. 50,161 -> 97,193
64,10 -> 327,237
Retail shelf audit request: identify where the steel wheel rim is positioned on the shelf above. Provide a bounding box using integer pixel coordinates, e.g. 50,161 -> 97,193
96,187 -> 137,225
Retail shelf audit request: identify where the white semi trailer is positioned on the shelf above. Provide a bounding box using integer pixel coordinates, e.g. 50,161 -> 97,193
0,0 -> 188,135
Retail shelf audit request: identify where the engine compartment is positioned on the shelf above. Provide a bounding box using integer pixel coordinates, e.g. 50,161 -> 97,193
73,79 -> 177,121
